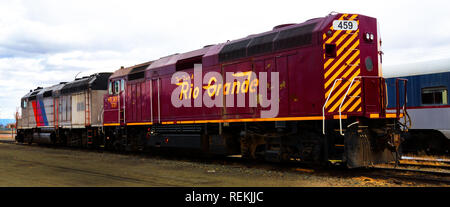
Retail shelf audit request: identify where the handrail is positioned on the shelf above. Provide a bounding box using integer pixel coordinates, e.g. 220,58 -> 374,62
322,79 -> 343,135
396,78 -> 408,120
338,77 -> 361,135
396,78 -> 409,130
118,92 -> 120,124
323,76 -> 389,136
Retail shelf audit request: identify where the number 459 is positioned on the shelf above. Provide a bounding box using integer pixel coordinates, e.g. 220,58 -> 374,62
333,20 -> 358,31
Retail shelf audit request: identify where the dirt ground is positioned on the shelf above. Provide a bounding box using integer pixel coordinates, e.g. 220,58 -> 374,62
0,133 -> 15,139
0,142 -> 447,187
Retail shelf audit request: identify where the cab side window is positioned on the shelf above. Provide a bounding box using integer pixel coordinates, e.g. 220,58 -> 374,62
108,82 -> 113,95
22,100 -> 27,108
109,80 -> 124,94
114,81 -> 120,94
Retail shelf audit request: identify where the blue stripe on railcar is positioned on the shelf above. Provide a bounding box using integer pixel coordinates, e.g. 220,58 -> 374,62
386,72 -> 450,108
38,97 -> 49,126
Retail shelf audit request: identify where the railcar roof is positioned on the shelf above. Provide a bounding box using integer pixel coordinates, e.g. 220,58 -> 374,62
383,58 -> 450,78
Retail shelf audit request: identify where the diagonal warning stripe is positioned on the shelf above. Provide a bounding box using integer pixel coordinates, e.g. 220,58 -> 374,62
325,79 -> 343,99
323,13 -> 361,114
329,82 -> 361,112
341,91 -> 361,112
325,61 -> 360,99
324,52 -> 360,90
324,14 -> 349,43
348,98 -> 362,112
324,39 -> 360,79
340,84 -> 361,111
324,32 -> 359,68
323,15 -> 359,66
326,70 -> 360,110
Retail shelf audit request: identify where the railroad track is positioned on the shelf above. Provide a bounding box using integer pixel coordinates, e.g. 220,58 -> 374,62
369,166 -> 450,184
396,156 -> 450,170
0,139 -> 16,144
401,156 -> 450,163
2,140 -> 449,185
398,162 -> 450,170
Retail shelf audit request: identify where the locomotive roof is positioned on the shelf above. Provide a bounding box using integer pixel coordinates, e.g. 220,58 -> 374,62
21,72 -> 112,99
60,72 -> 112,94
110,66 -> 134,79
139,13 -> 340,75
21,88 -> 42,100
21,83 -> 64,100
111,13 -> 366,79
383,58 -> 450,78
110,61 -> 154,79
147,47 -> 211,71
36,82 -> 66,97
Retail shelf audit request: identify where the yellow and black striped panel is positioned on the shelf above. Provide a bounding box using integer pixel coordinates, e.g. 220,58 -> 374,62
323,14 -> 362,114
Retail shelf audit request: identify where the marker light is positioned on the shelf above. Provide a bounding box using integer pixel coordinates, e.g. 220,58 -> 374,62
365,33 -> 370,41
365,32 -> 374,42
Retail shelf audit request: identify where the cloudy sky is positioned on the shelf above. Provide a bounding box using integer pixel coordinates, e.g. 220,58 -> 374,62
0,0 -> 449,119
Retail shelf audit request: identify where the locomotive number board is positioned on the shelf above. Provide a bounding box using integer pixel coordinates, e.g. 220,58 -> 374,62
332,20 -> 358,31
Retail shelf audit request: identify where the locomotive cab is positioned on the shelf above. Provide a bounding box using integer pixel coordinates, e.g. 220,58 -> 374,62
321,13 -> 406,167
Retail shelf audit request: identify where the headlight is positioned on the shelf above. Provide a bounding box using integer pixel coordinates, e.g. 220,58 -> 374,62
370,33 -> 374,41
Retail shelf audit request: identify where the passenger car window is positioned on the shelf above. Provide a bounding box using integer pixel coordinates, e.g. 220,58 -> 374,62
421,87 -> 448,105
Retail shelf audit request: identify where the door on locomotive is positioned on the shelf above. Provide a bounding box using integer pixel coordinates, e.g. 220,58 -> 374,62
104,78 -> 125,125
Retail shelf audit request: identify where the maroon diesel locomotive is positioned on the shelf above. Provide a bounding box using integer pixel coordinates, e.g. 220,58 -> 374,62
17,13 -> 408,168
102,13 -> 407,168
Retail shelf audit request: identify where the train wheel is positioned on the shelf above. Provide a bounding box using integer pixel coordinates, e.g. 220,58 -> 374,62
240,135 -> 251,159
240,133 -> 265,159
